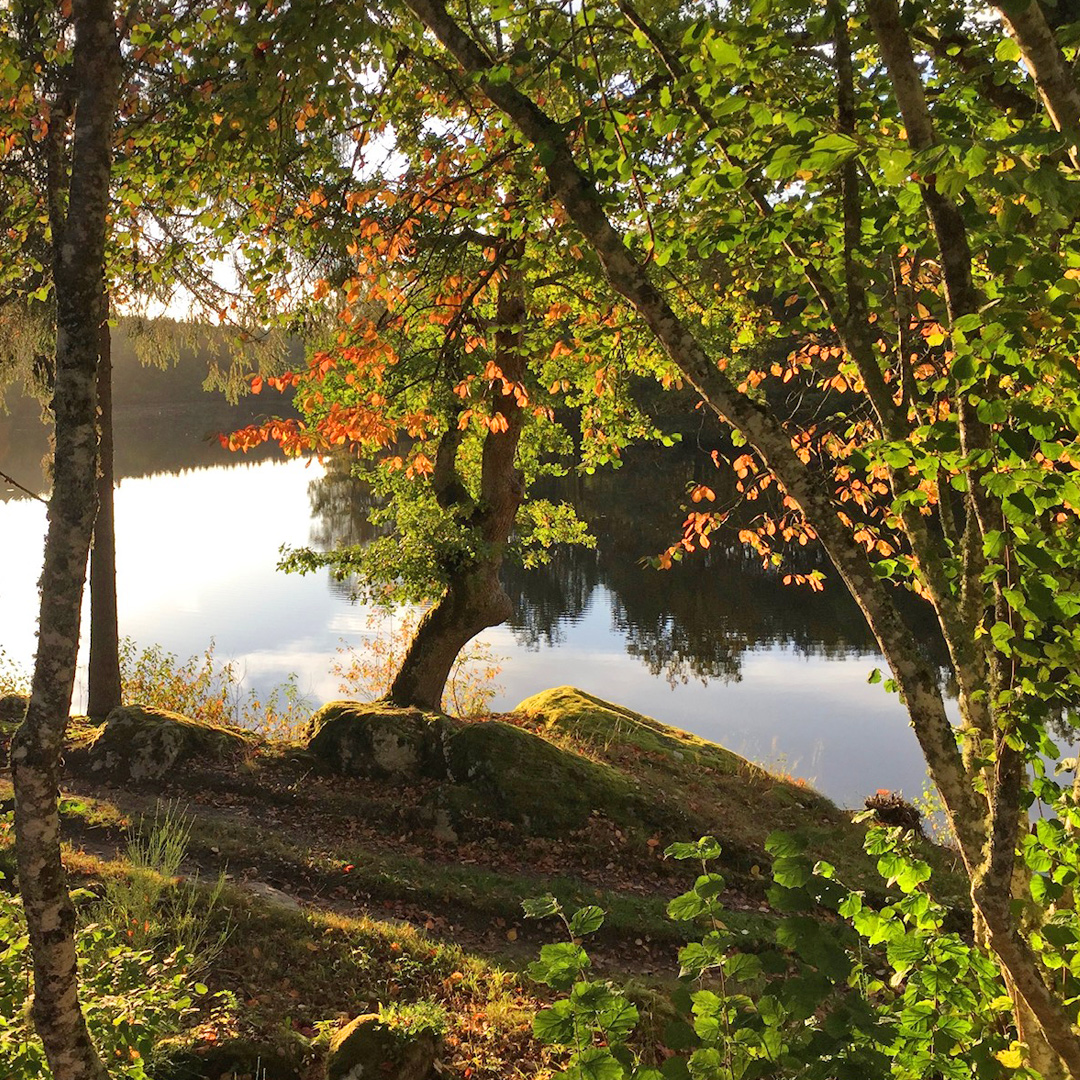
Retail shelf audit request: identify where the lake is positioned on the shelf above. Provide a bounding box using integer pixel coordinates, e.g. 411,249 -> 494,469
0,364 -> 942,808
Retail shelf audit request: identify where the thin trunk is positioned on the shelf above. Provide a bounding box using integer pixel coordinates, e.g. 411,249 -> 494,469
389,244 -> 527,711
86,296 -> 121,720
10,1 -> 118,1077
865,3 -> 1077,1071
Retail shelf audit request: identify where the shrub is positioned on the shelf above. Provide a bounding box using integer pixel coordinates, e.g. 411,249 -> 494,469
526,828 -> 1028,1080
118,637 -> 312,740
0,816 -> 212,1079
332,608 -> 504,717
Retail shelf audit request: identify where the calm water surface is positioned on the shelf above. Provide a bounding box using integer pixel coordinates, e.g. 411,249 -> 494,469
0,379 -> 940,807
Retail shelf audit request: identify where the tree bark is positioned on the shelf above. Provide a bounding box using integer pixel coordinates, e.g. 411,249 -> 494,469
9,1 -> 119,1076
389,244 -> 526,711
995,1 -> 1080,165
86,294 -> 121,720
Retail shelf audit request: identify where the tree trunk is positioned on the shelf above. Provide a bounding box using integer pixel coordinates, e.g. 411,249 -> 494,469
388,241 -> 526,711
86,296 -> 120,720
388,564 -> 514,711
9,1 -> 119,1076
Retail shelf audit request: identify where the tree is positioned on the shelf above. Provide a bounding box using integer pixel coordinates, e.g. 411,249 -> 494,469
382,0 -> 1080,1072
6,0 -> 120,1074
224,58 -> 680,710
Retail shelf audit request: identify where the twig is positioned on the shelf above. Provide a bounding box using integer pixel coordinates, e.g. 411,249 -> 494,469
0,469 -> 47,504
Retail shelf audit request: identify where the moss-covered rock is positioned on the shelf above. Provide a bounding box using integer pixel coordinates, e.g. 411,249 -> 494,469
306,701 -> 450,780
439,719 -> 648,835
515,685 -> 748,775
66,705 -> 254,782
326,1014 -> 439,1080
151,1036 -> 301,1080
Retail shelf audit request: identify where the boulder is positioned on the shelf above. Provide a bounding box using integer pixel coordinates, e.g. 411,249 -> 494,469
326,1014 -> 439,1080
151,1037 -> 301,1080
515,685 -> 746,775
439,719 -> 645,836
306,702 -> 449,780
66,704 -> 254,781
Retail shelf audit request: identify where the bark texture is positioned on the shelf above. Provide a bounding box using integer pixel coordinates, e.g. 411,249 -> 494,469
996,0 -> 1080,162
87,298 -> 121,720
9,1 -> 120,1076
389,245 -> 526,710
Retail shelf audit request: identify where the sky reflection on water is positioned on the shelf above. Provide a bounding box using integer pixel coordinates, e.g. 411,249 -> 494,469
1,452 -> 935,807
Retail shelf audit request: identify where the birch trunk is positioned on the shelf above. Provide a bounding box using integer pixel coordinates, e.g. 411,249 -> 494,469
9,1 -> 119,1076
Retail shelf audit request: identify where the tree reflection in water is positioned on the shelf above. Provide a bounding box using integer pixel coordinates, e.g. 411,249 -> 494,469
304,444 -> 951,689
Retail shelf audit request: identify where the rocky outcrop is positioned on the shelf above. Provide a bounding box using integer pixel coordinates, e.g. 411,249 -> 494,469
304,697 -> 672,837
151,1037 -> 301,1080
66,704 -> 254,781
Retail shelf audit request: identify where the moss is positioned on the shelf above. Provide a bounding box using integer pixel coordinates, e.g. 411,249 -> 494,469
510,687 -> 880,884
439,719 -> 651,836
306,700 -> 451,780
65,704 -> 255,782
515,686 -> 749,776
326,1013 -> 439,1080
150,1037 -> 302,1080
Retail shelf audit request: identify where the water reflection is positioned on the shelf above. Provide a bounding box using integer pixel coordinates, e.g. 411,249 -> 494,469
1,361 -> 942,805
301,442 -> 947,693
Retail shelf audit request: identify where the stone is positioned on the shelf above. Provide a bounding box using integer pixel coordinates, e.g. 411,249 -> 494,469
439,719 -> 644,836
65,704 -> 254,781
151,1037 -> 300,1080
326,1014 -> 438,1080
306,701 -> 448,780
241,880 -> 302,911
515,685 -> 745,773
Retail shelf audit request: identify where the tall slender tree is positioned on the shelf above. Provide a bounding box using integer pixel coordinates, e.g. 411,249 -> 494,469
7,0 -> 119,1074
385,0 -> 1080,1072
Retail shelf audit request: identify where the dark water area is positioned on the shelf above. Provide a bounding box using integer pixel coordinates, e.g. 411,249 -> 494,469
0,346 -> 944,807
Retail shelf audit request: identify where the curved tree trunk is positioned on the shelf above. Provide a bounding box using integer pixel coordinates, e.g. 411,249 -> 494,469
388,564 -> 514,711
9,2 -> 119,1076
389,242 -> 526,711
87,296 -> 121,720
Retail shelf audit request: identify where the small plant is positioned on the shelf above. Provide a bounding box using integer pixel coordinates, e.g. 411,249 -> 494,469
0,647 -> 28,699
98,801 -> 228,966
0,812 -> 213,1078
526,829 -> 1031,1079
377,999 -> 448,1038
911,777 -> 959,851
119,637 -> 312,740
332,609 -> 504,717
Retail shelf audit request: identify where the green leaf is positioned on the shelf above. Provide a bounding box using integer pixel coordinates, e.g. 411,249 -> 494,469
568,906 -> 606,937
565,1047 -> 626,1080
528,942 -> 591,990
533,1000 -> 576,1045
522,894 -> 561,920
995,37 -> 1021,63
665,837 -> 722,862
